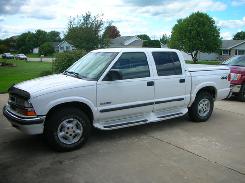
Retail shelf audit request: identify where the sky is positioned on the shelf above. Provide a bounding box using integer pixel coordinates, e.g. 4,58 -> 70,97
0,0 -> 245,40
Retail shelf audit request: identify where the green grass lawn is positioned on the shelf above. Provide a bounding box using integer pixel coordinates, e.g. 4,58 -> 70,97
186,60 -> 221,65
0,59 -> 52,93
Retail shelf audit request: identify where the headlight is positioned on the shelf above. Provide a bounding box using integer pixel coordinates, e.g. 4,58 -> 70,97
230,73 -> 241,81
8,95 -> 36,116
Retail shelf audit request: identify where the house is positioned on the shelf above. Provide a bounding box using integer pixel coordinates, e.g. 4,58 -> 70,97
109,36 -> 143,48
197,40 -> 245,61
56,41 -> 76,52
110,36 -> 192,60
32,40 -> 76,54
220,40 -> 245,60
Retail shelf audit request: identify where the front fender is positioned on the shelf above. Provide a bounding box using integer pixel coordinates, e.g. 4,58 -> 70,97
45,96 -> 97,115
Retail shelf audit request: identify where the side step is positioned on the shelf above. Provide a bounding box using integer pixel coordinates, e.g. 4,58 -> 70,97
157,112 -> 183,119
103,119 -> 148,129
94,111 -> 185,130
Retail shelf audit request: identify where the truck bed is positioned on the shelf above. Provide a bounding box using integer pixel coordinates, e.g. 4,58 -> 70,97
186,64 -> 229,72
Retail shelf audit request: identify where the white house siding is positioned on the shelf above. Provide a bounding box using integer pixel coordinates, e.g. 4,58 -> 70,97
58,41 -> 75,52
181,51 -> 192,61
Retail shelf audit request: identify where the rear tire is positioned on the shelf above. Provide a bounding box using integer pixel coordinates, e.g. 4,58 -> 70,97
188,92 -> 214,122
237,84 -> 245,102
44,107 -> 91,152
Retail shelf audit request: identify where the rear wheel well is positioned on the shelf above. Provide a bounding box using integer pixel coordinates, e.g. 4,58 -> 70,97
196,86 -> 216,99
45,102 -> 93,124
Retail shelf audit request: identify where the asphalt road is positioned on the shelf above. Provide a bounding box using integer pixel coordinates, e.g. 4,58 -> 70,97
0,94 -> 245,183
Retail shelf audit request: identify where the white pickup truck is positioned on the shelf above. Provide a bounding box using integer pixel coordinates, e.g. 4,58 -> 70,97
3,48 -> 230,151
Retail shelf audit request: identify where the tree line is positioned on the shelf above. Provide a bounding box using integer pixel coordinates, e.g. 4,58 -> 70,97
1,11 -> 245,62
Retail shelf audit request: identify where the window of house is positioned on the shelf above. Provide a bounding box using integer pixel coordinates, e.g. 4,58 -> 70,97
237,50 -> 245,55
111,52 -> 150,80
152,52 -> 182,76
222,50 -> 229,55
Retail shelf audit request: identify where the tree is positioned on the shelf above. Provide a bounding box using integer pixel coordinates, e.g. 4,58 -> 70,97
39,42 -> 55,56
137,34 -> 151,41
0,44 -> 8,53
47,31 -> 62,42
65,12 -> 104,51
233,31 -> 245,40
16,32 -> 35,53
101,24 -> 120,47
143,40 -> 161,48
160,34 -> 169,45
103,25 -> 120,39
34,29 -> 48,47
168,12 -> 221,63
53,49 -> 86,73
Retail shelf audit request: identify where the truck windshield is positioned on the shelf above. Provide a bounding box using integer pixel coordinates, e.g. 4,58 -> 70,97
222,55 -> 245,67
65,52 -> 118,80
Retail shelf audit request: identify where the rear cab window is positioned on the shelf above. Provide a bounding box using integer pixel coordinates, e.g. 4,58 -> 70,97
152,52 -> 182,76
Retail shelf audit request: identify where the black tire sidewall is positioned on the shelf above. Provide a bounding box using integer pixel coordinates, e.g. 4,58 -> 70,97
45,107 -> 91,151
189,92 -> 214,122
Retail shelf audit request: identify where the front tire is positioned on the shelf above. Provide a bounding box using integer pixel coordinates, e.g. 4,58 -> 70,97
188,92 -> 214,122
44,107 -> 91,152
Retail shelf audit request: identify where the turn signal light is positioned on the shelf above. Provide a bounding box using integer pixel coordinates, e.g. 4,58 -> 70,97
23,110 -> 37,116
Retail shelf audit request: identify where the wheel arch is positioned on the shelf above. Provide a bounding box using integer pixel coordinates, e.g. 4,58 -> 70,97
189,84 -> 217,107
45,101 -> 94,125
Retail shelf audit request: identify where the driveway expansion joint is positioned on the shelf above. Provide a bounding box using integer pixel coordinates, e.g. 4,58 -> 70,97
147,134 -> 245,176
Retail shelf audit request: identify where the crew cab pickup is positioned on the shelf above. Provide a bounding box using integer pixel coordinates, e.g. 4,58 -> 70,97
3,48 -> 230,151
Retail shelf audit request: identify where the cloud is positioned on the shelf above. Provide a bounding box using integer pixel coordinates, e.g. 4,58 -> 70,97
231,0 -> 245,6
122,0 -> 226,18
217,17 -> 245,29
0,0 -> 28,15
221,32 -> 233,39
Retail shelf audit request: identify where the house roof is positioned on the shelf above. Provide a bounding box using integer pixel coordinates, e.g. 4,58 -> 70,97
110,36 -> 143,48
222,40 -> 245,49
56,40 -> 75,47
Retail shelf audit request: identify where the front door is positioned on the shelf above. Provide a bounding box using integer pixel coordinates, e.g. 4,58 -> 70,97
96,52 -> 155,123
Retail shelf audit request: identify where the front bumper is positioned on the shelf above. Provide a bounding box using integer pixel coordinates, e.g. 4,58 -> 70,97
3,105 -> 45,135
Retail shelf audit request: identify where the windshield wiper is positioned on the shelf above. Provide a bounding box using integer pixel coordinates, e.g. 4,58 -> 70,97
63,70 -> 81,79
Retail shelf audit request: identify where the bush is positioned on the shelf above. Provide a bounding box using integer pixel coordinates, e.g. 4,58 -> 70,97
39,70 -> 53,77
143,40 -> 161,48
53,49 -> 87,73
39,42 -> 55,56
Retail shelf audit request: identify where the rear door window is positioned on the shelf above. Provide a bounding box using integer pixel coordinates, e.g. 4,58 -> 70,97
152,52 -> 182,76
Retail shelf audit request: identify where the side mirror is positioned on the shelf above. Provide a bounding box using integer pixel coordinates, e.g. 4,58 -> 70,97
104,69 -> 123,81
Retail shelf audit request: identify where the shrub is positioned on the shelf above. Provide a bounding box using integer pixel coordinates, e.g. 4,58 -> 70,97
39,42 -> 55,56
53,49 -> 87,73
39,70 -> 53,77
143,40 -> 161,48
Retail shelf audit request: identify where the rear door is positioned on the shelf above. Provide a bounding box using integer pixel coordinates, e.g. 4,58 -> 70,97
151,51 -> 187,111
96,52 -> 155,122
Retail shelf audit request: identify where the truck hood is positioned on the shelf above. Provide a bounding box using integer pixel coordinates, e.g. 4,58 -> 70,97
14,74 -> 96,97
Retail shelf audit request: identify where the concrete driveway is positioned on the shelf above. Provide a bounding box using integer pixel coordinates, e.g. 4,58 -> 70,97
0,94 -> 245,183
